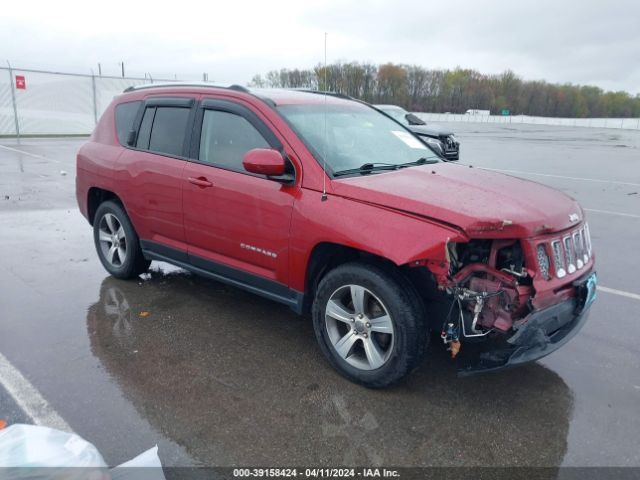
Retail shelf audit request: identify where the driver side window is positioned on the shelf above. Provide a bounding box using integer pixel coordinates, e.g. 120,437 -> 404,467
199,110 -> 269,172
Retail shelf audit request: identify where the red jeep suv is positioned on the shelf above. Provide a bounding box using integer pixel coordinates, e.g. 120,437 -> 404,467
76,84 -> 596,387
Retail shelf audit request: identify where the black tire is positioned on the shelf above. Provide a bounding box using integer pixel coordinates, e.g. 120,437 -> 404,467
93,200 -> 150,279
312,262 -> 428,388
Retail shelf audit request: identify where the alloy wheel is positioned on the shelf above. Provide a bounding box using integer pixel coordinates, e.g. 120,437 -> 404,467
98,213 -> 127,267
325,284 -> 395,370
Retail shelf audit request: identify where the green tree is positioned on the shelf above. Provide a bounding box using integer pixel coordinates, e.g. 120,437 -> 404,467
254,62 -> 639,117
377,63 -> 408,105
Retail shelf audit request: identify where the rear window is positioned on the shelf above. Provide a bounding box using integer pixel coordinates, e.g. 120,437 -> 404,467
134,106 -> 191,157
136,107 -> 155,150
114,101 -> 141,145
149,107 -> 190,156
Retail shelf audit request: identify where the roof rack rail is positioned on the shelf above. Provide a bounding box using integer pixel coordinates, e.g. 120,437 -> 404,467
229,84 -> 250,93
291,88 -> 354,101
122,82 -> 251,93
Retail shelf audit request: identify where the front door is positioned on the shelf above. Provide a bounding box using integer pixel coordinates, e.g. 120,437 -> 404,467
182,99 -> 297,292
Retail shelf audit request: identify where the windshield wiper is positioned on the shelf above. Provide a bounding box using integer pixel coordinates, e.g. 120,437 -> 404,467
333,162 -> 403,177
401,156 -> 440,166
333,157 -> 440,177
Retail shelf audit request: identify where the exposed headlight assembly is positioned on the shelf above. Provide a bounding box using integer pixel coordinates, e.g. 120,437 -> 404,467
424,137 -> 444,153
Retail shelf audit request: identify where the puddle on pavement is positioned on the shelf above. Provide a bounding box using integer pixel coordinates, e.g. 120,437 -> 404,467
86,269 -> 572,467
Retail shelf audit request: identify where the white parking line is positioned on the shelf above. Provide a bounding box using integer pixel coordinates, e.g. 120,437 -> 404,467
479,167 -> 640,187
584,208 -> 640,219
598,286 -> 640,302
0,144 -> 60,163
0,351 -> 71,432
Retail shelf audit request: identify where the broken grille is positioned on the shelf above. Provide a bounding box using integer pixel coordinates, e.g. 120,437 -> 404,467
538,224 -> 592,279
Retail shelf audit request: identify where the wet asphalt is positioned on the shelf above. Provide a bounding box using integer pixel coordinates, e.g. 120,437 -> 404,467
0,125 -> 639,467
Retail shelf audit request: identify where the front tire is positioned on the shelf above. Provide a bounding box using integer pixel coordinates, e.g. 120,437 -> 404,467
312,262 -> 428,388
93,200 -> 150,279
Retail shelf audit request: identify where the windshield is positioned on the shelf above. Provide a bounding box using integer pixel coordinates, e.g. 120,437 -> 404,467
379,107 -> 409,125
278,103 -> 439,175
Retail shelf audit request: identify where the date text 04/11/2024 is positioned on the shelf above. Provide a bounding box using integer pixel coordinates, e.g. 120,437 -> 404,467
232,468 -> 400,478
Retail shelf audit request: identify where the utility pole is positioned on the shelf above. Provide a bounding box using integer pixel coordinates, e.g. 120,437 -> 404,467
120,61 -> 125,78
6,61 -> 20,143
98,63 -> 102,76
91,70 -> 98,125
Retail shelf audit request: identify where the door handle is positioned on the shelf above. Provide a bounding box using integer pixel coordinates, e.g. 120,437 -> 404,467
188,176 -> 213,188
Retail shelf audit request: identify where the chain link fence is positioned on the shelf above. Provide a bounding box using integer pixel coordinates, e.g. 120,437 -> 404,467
2,66 -> 639,136
0,67 -> 175,137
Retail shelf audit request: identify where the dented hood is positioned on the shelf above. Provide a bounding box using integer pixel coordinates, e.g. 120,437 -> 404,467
331,163 -> 583,238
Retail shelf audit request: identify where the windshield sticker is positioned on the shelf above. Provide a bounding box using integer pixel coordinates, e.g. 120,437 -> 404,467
391,130 -> 427,149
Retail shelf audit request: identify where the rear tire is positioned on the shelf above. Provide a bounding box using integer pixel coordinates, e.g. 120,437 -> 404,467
93,201 -> 150,279
312,262 -> 428,388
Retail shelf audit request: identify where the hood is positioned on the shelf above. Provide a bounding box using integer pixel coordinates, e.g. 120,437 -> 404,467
409,124 -> 454,137
331,163 -> 583,238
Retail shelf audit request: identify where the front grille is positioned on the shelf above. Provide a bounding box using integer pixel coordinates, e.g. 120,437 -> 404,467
584,223 -> 592,257
573,230 -> 585,268
537,223 -> 592,280
551,241 -> 566,278
537,245 -> 550,280
441,135 -> 457,152
563,236 -> 576,273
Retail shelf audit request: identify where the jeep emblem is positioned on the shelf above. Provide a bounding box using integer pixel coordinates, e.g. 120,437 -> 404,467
569,213 -> 579,222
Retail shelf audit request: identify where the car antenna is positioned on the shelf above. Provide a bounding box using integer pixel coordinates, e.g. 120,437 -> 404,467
321,32 -> 328,202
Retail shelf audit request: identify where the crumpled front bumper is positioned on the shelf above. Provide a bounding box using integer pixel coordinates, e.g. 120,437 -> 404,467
459,272 -> 596,376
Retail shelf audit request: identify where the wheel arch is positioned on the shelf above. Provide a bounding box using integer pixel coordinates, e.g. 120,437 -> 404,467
302,241 -> 439,317
87,187 -> 124,226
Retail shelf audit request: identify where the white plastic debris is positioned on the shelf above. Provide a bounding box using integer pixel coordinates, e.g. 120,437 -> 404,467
0,424 -> 165,480
110,446 -> 165,480
0,424 -> 106,468
59,170 -> 67,176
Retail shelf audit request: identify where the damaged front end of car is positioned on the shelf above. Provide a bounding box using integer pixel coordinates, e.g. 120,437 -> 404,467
418,223 -> 596,375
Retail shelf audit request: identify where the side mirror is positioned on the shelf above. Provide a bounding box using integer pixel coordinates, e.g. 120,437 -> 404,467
405,113 -> 426,126
243,148 -> 286,177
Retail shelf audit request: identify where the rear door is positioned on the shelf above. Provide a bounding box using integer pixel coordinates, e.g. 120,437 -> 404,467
116,97 -> 196,257
182,98 -> 298,293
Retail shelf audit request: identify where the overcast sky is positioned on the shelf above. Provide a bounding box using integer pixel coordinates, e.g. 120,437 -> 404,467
1,0 -> 639,94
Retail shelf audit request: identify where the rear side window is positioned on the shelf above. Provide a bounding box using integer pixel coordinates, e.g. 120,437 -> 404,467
199,110 -> 269,170
149,107 -> 191,156
135,106 -> 191,157
115,101 -> 141,145
136,107 -> 155,150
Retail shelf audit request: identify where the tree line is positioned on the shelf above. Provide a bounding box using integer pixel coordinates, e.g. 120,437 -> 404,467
250,62 -> 640,118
